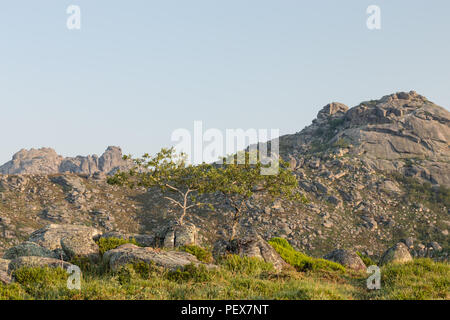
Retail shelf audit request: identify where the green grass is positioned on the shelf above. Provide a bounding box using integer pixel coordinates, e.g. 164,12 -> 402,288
367,259 -> 449,300
0,250 -> 448,300
268,238 -> 346,272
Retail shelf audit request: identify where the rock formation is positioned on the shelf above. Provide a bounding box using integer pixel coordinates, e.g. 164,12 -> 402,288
0,146 -> 131,176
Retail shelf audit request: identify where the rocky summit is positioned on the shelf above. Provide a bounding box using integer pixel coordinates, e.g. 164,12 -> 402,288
0,91 -> 448,265
0,146 -> 131,176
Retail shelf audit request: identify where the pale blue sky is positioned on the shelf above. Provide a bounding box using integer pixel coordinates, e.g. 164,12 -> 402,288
1,1 -> 449,164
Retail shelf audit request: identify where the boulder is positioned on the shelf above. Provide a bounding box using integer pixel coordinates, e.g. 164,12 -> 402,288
379,242 -> 413,266
215,233 -> 289,272
0,258 -> 11,285
8,256 -> 74,272
28,224 -> 101,251
61,234 -> 100,263
323,249 -> 367,271
162,223 -> 197,248
3,241 -> 57,260
102,243 -> 214,272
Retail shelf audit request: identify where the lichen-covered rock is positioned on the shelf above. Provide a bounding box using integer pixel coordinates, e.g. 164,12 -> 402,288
0,270 -> 11,285
379,242 -> 413,266
61,234 -> 100,263
103,243 -> 214,272
162,223 -> 197,248
0,258 -> 11,284
3,241 -> 57,260
8,256 -> 74,272
28,224 -> 101,251
215,233 -> 289,272
323,249 -> 367,271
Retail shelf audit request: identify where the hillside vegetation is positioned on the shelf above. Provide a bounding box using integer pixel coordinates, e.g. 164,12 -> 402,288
1,243 -> 448,300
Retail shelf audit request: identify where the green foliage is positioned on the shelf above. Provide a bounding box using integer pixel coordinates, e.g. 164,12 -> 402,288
109,148 -> 303,238
108,147 -> 216,224
269,238 -> 345,272
12,267 -> 68,297
220,255 -> 274,276
167,264 -> 213,283
179,245 -> 213,263
212,152 -> 303,239
356,252 -> 376,267
96,237 -> 139,256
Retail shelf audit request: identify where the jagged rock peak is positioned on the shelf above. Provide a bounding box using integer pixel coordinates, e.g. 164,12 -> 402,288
0,146 -> 130,176
317,102 -> 349,119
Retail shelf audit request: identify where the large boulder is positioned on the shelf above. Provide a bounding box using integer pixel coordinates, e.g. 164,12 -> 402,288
103,243 -> 214,272
28,224 -> 101,251
162,223 -> 198,248
379,242 -> 413,266
61,234 -> 100,263
323,249 -> 367,271
3,241 -> 57,260
215,233 -> 289,272
8,256 -> 74,272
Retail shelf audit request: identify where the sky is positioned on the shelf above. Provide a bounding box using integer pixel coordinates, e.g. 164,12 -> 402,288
0,0 -> 449,164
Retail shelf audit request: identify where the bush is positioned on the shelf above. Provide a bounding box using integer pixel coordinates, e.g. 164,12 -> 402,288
96,237 -> 139,256
220,255 -> 274,276
179,245 -> 213,263
269,238 -> 345,272
13,267 -> 68,296
167,264 -> 213,283
356,252 -> 376,267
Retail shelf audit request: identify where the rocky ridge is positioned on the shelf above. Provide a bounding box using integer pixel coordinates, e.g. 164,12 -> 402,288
0,146 -> 131,176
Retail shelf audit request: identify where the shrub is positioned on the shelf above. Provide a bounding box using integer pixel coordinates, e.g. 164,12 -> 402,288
167,264 -> 213,283
13,267 -> 68,295
179,245 -> 213,263
96,237 -> 139,256
356,252 -> 376,267
269,238 -> 345,272
220,255 -> 274,276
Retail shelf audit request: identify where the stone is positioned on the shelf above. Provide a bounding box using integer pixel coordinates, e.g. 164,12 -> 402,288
215,233 -> 290,272
3,241 -> 57,260
103,243 -> 214,272
317,102 -> 349,120
163,223 -> 198,248
8,256 -> 74,272
28,224 -> 101,251
323,249 -> 367,271
379,242 -> 413,266
0,258 -> 11,284
61,234 -> 100,262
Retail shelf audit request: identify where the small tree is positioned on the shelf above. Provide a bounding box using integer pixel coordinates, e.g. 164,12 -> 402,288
211,152 -> 304,241
107,148 -> 214,225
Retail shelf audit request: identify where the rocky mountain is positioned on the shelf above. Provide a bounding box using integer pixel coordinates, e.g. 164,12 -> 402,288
0,91 -> 448,264
0,146 -> 131,176
278,91 -> 450,187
